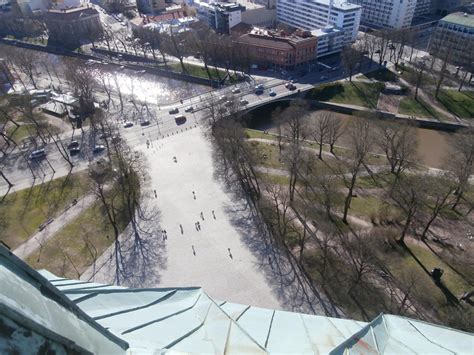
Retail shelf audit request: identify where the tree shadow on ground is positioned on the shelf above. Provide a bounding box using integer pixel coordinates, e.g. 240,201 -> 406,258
215,157 -> 343,317
84,196 -> 167,288
402,242 -> 460,307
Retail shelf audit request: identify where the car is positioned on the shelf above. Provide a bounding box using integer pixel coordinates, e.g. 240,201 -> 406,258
120,22 -> 127,26
185,106 -> 194,112
118,65 -> 125,70
29,149 -> 46,160
269,90 -> 276,97
93,145 -> 106,153
232,88 -> 241,94
218,95 -> 227,102
288,84 -> 296,91
224,100 -> 233,107
320,76 -> 328,80
255,84 -> 264,90
140,120 -> 151,126
285,82 -> 292,89
67,141 -> 80,149
255,88 -> 263,95
175,115 -> 186,125
99,132 -> 109,139
169,107 -> 179,114
69,147 -> 80,155
123,121 -> 133,128
239,99 -> 249,106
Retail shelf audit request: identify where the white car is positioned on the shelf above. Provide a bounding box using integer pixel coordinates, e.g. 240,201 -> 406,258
185,106 -> 194,112
232,88 -> 241,94
123,121 -> 133,128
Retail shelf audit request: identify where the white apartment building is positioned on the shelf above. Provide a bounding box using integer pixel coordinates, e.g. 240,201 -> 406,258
277,0 -> 362,48
348,0 -> 417,29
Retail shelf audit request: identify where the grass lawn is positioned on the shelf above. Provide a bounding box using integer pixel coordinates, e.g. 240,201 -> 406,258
348,195 -> 384,219
382,241 -> 473,331
26,202 -> 117,279
0,172 -> 91,250
245,129 -> 278,140
365,68 -> 397,82
398,97 -> 442,119
437,90 -> 474,119
307,82 -> 384,108
6,124 -> 34,144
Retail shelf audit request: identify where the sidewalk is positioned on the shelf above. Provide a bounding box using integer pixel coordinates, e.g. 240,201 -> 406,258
13,193 -> 96,260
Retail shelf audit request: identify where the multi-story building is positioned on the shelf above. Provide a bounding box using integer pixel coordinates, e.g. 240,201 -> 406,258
0,0 -> 11,12
414,0 -> 433,18
44,6 -> 103,46
136,0 -> 166,14
194,0 -> 245,34
428,11 -> 474,65
348,0 -> 417,29
276,0 -> 361,49
311,25 -> 345,58
433,0 -> 472,16
235,26 -> 317,69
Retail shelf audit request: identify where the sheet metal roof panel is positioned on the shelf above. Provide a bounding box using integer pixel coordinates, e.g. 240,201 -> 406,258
95,289 -> 202,332
233,306 -> 274,348
299,315 -> 365,354
74,290 -> 177,319
266,310 -> 314,354
220,302 -> 250,320
383,315 -> 474,354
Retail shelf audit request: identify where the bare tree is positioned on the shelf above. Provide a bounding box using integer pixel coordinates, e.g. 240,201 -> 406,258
341,45 -> 362,82
420,174 -> 456,240
375,120 -> 418,184
390,175 -> 426,244
445,129 -> 474,212
326,114 -> 343,155
340,116 -> 372,224
64,59 -> 97,117
311,111 -> 332,160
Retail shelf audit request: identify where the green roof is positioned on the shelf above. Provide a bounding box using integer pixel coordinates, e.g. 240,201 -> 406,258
440,12 -> 474,28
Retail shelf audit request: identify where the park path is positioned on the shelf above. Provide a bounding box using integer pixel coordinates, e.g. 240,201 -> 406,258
13,193 -> 97,260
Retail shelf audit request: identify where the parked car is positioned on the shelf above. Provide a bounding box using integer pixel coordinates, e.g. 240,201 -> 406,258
175,115 -> 186,125
140,120 -> 151,126
28,149 -> 46,160
218,95 -> 227,102
93,145 -> 105,153
169,107 -> 179,114
70,147 -> 81,155
269,90 -> 277,97
224,100 -> 233,107
239,99 -> 249,106
67,141 -> 79,149
123,121 -> 133,128
185,106 -> 194,112
232,88 -> 241,94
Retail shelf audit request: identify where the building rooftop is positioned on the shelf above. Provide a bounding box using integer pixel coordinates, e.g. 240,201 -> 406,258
310,0 -> 361,11
440,12 -> 474,28
45,6 -> 99,19
237,27 -> 316,49
1,246 -> 472,354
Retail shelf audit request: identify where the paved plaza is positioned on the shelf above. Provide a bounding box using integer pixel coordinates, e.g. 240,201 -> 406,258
82,127 -> 337,315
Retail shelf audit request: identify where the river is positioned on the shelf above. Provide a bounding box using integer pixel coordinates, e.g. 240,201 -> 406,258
246,104 -> 452,169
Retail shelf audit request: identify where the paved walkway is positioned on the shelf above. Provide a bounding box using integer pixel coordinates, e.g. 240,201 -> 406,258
82,128 -> 337,315
13,193 -> 97,260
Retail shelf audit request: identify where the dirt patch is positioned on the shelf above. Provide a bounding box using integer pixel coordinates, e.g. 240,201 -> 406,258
377,93 -> 403,112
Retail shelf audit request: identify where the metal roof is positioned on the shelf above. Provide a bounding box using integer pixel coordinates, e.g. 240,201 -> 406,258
1,247 -> 472,354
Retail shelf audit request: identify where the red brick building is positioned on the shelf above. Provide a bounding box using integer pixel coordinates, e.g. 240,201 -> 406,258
233,26 -> 317,69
